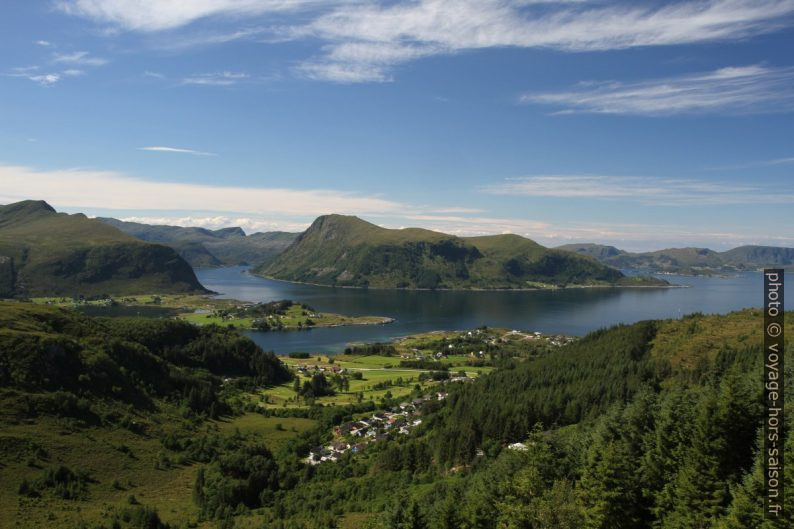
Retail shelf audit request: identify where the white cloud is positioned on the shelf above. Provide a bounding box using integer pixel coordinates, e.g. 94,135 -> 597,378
57,0 -> 338,31
521,64 -> 794,115
182,71 -> 249,86
289,0 -> 794,82
53,50 -> 108,66
57,1 -> 794,83
34,40 -> 51,46
27,73 -> 61,85
1,164 -> 788,250
0,164 -> 404,217
116,215 -> 309,233
139,146 -> 217,156
483,175 -> 794,205
7,67 -> 61,85
6,66 -> 86,85
707,155 -> 794,171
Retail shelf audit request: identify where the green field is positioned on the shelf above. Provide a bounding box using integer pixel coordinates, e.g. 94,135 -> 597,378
256,353 -> 490,409
30,294 -> 393,331
180,301 -> 392,330
216,414 -> 316,442
0,401 -> 315,529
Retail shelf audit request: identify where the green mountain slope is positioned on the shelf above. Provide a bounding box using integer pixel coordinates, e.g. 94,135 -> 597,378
557,243 -> 794,274
0,301 -> 292,529
0,302 -> 791,528
555,242 -> 625,260
0,201 -> 208,297
99,217 -> 298,267
254,214 -> 666,289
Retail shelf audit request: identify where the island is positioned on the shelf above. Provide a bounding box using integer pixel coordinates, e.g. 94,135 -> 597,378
30,294 -> 394,331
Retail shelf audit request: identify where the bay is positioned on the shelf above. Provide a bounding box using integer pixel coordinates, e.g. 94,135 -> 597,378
195,266 -> 789,354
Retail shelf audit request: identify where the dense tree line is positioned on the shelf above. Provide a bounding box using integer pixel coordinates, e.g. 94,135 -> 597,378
3,303 -> 791,529
344,343 -> 397,356
0,304 -> 291,419
255,317 -> 791,529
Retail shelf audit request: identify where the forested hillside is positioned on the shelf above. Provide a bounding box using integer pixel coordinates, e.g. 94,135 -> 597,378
0,201 -> 207,297
256,215 -> 666,289
1,304 -> 790,528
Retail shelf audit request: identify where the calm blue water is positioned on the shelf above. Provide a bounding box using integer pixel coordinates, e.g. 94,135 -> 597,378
195,267 -> 790,354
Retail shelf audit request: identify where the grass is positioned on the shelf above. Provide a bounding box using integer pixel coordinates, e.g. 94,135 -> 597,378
0,410 -> 202,528
256,353 -> 491,409
216,414 -> 316,445
31,295 -> 394,332
0,399 -> 312,529
31,293 -> 240,311
651,308 -> 794,368
179,301 -> 393,330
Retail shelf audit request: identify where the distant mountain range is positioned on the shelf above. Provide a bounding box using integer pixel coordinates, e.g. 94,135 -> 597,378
253,214 -> 667,289
0,201 -> 207,297
556,243 -> 794,274
99,218 -> 298,268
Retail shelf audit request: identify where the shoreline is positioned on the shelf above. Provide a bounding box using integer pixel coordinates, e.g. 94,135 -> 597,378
248,271 -> 686,291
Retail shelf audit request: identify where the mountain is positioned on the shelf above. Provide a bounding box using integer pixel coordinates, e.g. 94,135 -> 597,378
254,214 -> 666,289
0,200 -> 208,297
557,243 -> 794,274
555,243 -> 624,261
99,218 -> 299,268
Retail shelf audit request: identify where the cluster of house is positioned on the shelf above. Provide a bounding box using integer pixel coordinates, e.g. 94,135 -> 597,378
519,330 -> 575,347
305,392 -> 448,465
396,328 -> 575,363
295,364 -> 347,376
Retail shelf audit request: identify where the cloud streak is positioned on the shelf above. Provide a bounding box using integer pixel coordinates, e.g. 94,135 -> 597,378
483,175 -> 794,205
521,65 -> 794,115
0,164 -> 404,217
53,50 -> 108,66
290,0 -> 794,82
1,164 -> 788,250
58,0 -> 794,83
57,0 -> 339,31
181,71 -> 249,86
139,146 -> 217,156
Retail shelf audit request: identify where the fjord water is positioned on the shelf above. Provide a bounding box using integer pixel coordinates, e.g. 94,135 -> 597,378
196,266 -> 789,354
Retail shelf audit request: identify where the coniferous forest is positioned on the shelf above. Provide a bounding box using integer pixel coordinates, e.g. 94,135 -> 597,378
0,302 -> 790,528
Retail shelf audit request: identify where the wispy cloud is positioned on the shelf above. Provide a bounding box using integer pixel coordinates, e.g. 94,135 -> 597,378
289,0 -> 794,82
6,67 -> 62,86
182,71 -> 249,86
154,26 -> 272,51
483,175 -> 794,205
53,50 -> 109,66
34,40 -> 51,46
708,156 -> 794,170
58,0 -> 794,83
27,73 -> 61,86
57,0 -> 339,31
138,146 -> 217,156
1,163 -> 788,249
521,65 -> 794,115
0,164 -> 404,217
116,215 -> 310,233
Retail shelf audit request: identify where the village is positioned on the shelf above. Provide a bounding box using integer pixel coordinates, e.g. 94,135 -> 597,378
306,391 -> 450,465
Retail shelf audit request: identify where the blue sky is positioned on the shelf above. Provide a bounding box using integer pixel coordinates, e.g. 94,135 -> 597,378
1,0 -> 793,251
